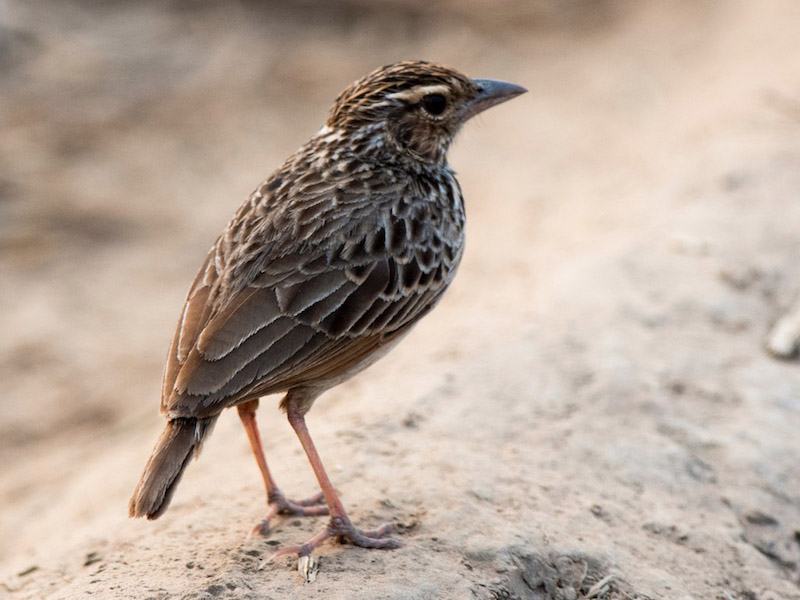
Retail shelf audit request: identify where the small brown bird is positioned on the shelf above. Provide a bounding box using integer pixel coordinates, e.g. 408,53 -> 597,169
129,61 -> 525,556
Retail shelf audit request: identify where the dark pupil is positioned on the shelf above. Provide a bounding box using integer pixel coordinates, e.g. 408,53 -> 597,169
422,93 -> 447,115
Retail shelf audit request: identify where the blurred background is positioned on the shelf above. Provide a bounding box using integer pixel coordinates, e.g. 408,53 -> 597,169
0,0 -> 599,449
1,1 -> 800,599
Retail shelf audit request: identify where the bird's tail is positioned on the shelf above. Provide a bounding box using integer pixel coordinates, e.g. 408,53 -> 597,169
129,416 -> 216,520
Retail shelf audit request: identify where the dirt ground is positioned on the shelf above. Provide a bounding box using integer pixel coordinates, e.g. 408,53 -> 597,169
2,1 -> 800,598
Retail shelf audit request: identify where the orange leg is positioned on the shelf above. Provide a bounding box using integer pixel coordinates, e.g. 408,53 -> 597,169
271,402 -> 399,558
237,400 -> 328,536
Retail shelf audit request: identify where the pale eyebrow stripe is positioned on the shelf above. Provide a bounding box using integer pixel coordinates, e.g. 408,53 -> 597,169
386,84 -> 451,102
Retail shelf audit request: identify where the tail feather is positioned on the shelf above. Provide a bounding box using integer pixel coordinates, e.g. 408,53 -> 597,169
129,417 -> 216,520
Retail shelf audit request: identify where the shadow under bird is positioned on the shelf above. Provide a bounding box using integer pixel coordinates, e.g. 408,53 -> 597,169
130,60 -> 525,557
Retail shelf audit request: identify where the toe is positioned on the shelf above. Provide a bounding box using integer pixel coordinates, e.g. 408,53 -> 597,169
282,500 -> 329,517
294,492 -> 326,507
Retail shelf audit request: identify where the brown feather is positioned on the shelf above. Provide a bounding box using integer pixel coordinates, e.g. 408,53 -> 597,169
197,288 -> 281,360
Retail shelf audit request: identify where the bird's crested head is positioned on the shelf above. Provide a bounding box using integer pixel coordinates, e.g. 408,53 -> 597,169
325,61 -> 526,166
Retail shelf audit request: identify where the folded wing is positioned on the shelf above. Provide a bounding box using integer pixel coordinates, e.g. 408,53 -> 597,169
162,203 -> 456,419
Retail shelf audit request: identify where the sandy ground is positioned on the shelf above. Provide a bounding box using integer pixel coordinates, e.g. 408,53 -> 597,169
2,1 -> 800,598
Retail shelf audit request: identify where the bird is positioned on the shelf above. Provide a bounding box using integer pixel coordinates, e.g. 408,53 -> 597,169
129,60 -> 525,557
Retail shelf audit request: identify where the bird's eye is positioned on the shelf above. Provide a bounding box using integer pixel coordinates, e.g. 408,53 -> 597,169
421,93 -> 447,116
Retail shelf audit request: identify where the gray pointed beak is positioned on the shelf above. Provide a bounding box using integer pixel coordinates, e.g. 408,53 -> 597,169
464,78 -> 527,120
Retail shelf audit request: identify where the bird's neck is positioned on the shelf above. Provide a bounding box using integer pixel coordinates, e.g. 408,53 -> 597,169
310,124 -> 451,174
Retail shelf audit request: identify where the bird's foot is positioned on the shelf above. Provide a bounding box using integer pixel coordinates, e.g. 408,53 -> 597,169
252,489 -> 328,537
270,515 -> 400,558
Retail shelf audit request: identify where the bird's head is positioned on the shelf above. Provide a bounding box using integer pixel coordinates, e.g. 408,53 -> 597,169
325,61 -> 526,166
